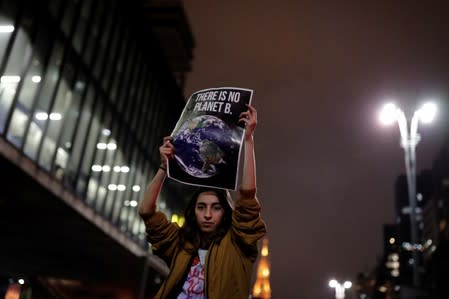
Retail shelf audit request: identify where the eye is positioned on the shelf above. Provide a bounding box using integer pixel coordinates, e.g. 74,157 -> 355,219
213,205 -> 223,211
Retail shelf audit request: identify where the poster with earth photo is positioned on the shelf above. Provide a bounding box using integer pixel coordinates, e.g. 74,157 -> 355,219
168,87 -> 253,190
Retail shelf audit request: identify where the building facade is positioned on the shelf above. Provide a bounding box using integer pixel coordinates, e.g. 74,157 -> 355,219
0,0 -> 194,298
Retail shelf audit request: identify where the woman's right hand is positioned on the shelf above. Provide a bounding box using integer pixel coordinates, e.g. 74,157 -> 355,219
159,136 -> 175,168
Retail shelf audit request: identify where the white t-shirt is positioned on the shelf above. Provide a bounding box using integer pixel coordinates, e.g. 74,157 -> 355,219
177,249 -> 208,299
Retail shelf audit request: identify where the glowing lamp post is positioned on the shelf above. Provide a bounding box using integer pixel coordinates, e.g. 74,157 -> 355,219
378,101 -> 437,287
329,279 -> 352,299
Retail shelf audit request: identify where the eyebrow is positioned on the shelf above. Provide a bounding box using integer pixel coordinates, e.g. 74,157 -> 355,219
196,202 -> 221,207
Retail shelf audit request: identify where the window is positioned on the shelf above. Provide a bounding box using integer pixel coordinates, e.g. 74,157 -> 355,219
0,21 -> 33,133
52,72 -> 87,179
72,0 -> 94,54
38,61 -> 76,171
0,0 -> 18,65
61,0 -> 78,37
93,1 -> 117,79
76,93 -> 103,195
23,41 -> 63,160
65,85 -> 94,189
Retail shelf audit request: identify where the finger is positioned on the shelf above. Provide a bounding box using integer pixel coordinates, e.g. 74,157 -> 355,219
238,118 -> 248,126
245,104 -> 256,112
165,141 -> 174,148
161,150 -> 175,160
239,111 -> 249,118
240,116 -> 248,122
162,145 -> 175,153
239,114 -> 249,122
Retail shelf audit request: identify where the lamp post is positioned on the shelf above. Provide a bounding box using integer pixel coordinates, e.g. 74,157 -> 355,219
379,101 -> 437,287
329,279 -> 352,299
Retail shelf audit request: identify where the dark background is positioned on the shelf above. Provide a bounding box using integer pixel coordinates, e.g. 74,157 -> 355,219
182,1 -> 449,298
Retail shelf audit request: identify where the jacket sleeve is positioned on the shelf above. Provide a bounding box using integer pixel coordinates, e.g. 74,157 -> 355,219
231,188 -> 267,257
142,211 -> 179,265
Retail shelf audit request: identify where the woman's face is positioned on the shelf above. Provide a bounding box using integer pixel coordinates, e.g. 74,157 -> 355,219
195,191 -> 224,234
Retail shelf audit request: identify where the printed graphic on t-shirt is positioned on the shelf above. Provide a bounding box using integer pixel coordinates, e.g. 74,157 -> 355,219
177,255 -> 205,299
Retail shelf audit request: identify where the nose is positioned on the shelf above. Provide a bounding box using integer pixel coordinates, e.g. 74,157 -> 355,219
204,208 -> 212,219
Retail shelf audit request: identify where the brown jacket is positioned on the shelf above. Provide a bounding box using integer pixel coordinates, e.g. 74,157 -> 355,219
143,188 -> 267,299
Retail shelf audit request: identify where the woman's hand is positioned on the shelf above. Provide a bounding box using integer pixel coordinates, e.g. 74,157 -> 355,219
239,104 -> 257,141
159,136 -> 175,168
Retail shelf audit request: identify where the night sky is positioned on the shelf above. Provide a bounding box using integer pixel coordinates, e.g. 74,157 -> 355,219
182,1 -> 449,298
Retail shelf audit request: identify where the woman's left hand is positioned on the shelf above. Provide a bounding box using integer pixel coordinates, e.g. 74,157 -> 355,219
239,104 -> 257,140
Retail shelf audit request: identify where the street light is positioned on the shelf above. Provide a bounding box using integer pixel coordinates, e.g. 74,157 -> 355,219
329,279 -> 352,299
378,100 -> 437,287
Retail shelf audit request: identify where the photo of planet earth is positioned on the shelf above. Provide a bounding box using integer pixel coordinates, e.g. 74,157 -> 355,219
171,115 -> 241,178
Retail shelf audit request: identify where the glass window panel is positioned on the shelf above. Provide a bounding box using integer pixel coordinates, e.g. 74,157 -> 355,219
0,24 -> 33,133
0,82 -> 18,134
119,146 -> 136,231
120,206 -> 132,233
124,146 -> 143,233
86,176 -> 99,206
37,130 -> 56,170
93,1 -> 116,79
72,0 -> 92,54
111,144 -> 128,224
143,93 -> 162,151
23,41 -> 63,159
132,159 -> 150,236
101,120 -> 119,217
38,65 -> 74,171
61,0 -> 77,36
116,41 -> 136,111
65,85 -> 94,188
76,94 -> 103,195
35,41 -> 63,111
101,16 -> 122,90
117,137 -> 135,228
95,183 -> 107,213
13,23 -> 53,113
109,29 -> 129,103
104,169 -> 119,219
137,83 -> 155,142
25,120 -> 44,155
6,108 -> 29,147
83,1 -> 105,65
14,57 -> 43,111
55,72 -> 86,181
0,1 -> 18,65
94,116 -> 117,213
131,68 -> 149,132
48,0 -> 63,19
131,215 -> 141,237
126,58 -> 144,127
86,110 -> 112,205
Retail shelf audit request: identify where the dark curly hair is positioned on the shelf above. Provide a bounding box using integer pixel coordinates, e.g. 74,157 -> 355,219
178,187 -> 233,253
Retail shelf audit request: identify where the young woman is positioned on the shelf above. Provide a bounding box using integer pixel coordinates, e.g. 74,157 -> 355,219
139,104 -> 266,299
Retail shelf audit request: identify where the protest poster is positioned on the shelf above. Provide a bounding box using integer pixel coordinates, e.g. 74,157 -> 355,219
167,87 -> 253,190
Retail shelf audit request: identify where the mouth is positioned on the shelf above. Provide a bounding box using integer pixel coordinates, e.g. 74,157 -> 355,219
202,222 -> 214,226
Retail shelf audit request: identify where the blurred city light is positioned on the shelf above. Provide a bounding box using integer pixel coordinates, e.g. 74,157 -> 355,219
379,102 -> 398,125
0,75 -> 20,83
328,279 -> 352,299
0,25 -> 14,32
417,102 -> 437,123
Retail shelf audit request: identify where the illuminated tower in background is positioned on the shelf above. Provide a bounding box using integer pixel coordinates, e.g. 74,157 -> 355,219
252,238 -> 271,299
